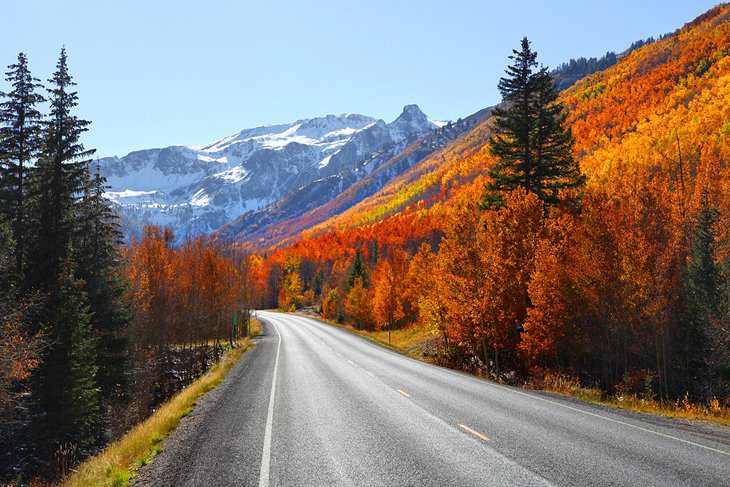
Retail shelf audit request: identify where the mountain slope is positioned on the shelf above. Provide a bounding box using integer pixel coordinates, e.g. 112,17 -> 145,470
229,33 -> 677,249
218,107 -> 491,245
99,105 -> 442,240
257,4 -> 730,255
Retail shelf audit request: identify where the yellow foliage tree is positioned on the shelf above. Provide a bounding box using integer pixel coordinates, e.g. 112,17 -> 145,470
344,277 -> 373,329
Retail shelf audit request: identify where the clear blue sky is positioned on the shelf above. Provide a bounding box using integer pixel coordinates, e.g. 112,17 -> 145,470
4,0 -> 720,157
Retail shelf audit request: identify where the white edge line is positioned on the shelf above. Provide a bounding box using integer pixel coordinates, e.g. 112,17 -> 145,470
296,313 -> 729,457
258,318 -> 282,487
484,381 -> 730,456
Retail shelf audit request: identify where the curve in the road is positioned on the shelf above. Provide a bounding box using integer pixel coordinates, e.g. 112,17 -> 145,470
131,311 -> 730,487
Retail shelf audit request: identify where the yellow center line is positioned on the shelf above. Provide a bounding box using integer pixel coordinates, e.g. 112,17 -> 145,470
366,371 -> 375,377
348,360 -> 355,365
458,423 -> 491,442
397,389 -> 411,398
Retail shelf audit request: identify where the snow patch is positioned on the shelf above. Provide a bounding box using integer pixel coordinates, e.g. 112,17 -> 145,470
429,118 -> 449,128
197,154 -> 229,163
318,155 -> 333,168
190,189 -> 210,207
105,189 -> 157,200
216,165 -> 249,183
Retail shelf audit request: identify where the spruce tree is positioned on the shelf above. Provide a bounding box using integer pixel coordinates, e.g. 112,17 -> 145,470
348,248 -> 367,289
27,48 -> 94,291
36,254 -> 100,456
370,239 -> 379,265
75,166 -> 132,402
681,195 -> 725,395
0,52 -> 45,275
23,49 -> 103,461
484,37 -> 584,209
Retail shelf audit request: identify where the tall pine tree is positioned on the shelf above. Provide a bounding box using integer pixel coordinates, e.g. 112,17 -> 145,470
35,254 -> 100,456
348,248 -> 367,289
75,166 -> 132,403
0,52 -> 45,276
23,49 -> 103,464
27,47 -> 94,291
681,195 -> 726,396
484,37 -> 584,209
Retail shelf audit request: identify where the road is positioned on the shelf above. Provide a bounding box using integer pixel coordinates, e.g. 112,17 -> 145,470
133,311 -> 730,486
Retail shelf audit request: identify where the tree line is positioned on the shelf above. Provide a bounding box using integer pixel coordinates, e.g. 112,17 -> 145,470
124,225 -> 254,352
0,50 -> 253,483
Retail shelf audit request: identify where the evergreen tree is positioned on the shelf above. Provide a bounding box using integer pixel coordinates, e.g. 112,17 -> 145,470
347,248 -> 367,289
35,254 -> 100,456
21,48 -> 103,462
716,259 -> 730,395
681,195 -> 726,395
0,214 -> 15,294
0,52 -> 45,276
484,37 -> 584,209
75,166 -> 132,402
27,48 -> 94,291
370,238 -> 379,265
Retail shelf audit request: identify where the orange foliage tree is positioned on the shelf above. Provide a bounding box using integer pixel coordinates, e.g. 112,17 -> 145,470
124,225 -> 252,348
344,277 -> 373,330
372,247 -> 413,332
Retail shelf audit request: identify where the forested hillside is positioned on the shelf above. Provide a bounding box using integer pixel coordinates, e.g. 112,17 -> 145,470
250,4 -> 730,406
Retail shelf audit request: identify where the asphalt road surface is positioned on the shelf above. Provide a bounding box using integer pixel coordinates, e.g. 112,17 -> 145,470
133,311 -> 730,486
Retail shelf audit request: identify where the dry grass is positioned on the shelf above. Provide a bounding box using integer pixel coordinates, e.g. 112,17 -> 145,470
525,371 -> 605,403
526,371 -> 730,427
600,393 -> 730,426
308,314 -> 430,359
362,325 -> 434,358
249,317 -> 262,336
63,318 -> 261,487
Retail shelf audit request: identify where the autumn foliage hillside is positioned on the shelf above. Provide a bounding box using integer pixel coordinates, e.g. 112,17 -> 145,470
251,5 -> 730,408
266,3 -> 729,252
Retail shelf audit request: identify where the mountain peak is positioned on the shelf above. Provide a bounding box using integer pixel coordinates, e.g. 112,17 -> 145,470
396,104 -> 428,123
387,104 -> 442,137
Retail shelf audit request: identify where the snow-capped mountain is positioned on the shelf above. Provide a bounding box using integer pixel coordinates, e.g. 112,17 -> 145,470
98,105 -> 444,240
218,107 -> 492,247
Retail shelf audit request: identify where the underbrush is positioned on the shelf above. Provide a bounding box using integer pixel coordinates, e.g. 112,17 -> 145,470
525,371 -> 730,426
62,319 -> 260,487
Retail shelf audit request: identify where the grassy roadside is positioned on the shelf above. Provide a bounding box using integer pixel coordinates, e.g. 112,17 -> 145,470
301,312 -> 730,428
298,312 -> 429,360
531,373 -> 730,427
63,319 -> 262,487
